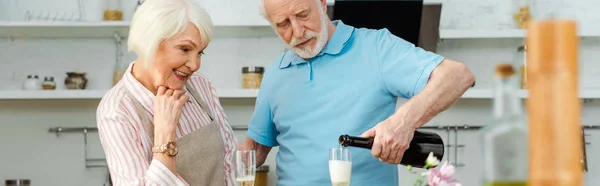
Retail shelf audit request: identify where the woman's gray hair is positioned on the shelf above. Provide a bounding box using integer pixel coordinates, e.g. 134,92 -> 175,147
128,0 -> 214,66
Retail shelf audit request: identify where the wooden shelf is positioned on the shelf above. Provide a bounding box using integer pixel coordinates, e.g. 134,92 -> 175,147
0,89 -> 260,99
0,21 -> 275,38
440,28 -> 600,39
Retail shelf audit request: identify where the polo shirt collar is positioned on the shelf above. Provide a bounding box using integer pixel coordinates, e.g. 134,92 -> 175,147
279,20 -> 354,69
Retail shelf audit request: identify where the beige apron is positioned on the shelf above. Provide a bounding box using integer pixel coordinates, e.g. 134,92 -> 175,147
127,83 -> 226,186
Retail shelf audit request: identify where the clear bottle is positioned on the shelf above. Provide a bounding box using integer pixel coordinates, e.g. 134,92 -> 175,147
113,60 -> 129,86
481,64 -> 528,186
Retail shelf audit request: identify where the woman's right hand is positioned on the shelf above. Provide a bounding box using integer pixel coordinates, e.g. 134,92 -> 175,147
153,86 -> 189,140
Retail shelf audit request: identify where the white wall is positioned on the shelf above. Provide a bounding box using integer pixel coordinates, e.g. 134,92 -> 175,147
1,0 -> 600,186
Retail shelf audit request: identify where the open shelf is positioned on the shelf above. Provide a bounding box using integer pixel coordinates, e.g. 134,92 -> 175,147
2,88 -> 600,100
0,21 -> 275,38
462,89 -> 600,99
0,89 -> 260,100
440,28 -> 600,39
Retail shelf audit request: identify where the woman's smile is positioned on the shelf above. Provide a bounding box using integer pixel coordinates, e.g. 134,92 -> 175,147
174,70 -> 190,81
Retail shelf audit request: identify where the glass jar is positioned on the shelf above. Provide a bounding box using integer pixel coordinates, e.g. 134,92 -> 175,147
512,0 -> 533,29
104,0 -> 123,21
242,66 -> 264,89
42,76 -> 56,90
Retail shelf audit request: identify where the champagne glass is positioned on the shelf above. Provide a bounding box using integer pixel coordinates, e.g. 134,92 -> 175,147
235,150 -> 256,186
329,148 -> 352,186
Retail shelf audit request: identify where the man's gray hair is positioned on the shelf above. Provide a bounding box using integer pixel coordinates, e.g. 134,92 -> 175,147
258,0 -> 270,21
258,0 -> 324,22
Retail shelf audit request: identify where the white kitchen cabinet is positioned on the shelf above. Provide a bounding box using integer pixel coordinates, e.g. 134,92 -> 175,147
452,129 -> 484,186
449,126 -> 599,186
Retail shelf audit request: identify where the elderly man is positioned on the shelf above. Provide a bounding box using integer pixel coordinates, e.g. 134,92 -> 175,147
238,0 -> 475,185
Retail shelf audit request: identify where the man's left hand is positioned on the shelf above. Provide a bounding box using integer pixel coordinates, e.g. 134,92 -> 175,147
361,117 -> 416,164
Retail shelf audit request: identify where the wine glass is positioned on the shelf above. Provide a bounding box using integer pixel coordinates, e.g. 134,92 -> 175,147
329,147 -> 352,186
235,150 -> 256,186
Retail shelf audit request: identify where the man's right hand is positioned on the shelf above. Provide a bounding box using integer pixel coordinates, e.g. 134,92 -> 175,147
239,137 -> 272,167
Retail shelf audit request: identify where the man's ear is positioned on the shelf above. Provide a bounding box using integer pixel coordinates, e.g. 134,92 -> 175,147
320,0 -> 328,12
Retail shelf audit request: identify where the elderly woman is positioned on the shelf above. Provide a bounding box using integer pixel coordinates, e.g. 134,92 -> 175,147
96,0 -> 236,185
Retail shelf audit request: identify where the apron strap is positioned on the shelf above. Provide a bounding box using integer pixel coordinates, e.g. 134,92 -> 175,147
126,83 -> 217,143
185,82 -> 215,121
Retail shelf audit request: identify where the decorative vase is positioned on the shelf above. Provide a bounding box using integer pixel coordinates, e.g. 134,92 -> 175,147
65,72 -> 88,89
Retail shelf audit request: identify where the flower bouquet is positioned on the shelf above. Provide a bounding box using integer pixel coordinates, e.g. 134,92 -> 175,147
407,152 -> 461,186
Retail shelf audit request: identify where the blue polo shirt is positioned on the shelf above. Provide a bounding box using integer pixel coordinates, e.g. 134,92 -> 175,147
246,20 -> 444,186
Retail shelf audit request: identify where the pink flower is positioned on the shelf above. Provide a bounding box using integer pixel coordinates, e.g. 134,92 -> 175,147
424,161 -> 461,186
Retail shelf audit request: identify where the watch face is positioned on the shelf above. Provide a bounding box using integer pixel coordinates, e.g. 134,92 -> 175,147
166,141 -> 178,156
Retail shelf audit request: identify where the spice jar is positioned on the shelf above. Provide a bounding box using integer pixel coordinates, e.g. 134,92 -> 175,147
242,66 -> 264,89
23,75 -> 41,90
104,0 -> 123,21
255,165 -> 269,186
5,179 -> 30,186
42,76 -> 56,90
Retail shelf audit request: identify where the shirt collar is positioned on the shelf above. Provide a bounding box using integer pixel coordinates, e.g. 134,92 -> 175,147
122,61 -> 193,115
279,20 -> 354,69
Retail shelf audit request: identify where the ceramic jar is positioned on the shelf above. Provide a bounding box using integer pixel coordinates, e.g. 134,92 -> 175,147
65,72 -> 88,89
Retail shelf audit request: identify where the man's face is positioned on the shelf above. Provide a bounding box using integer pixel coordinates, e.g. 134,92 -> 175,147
265,0 -> 329,59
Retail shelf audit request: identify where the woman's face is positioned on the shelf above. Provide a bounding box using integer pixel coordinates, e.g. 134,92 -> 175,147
150,23 -> 206,90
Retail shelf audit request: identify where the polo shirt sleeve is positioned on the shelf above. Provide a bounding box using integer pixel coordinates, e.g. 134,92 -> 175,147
246,68 -> 279,147
375,28 -> 445,99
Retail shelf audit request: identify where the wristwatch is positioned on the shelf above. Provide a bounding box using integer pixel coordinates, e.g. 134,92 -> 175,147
152,141 -> 178,157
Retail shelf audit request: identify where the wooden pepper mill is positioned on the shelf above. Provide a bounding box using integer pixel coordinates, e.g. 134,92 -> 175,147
526,20 -> 583,186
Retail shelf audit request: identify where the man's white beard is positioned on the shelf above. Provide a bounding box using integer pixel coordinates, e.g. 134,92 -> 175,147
283,11 -> 329,59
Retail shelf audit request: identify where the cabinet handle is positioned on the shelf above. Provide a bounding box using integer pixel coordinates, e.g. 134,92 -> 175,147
445,127 -> 452,164
453,127 -> 465,167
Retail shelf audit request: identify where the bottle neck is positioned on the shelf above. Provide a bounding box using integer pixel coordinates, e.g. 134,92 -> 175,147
493,75 -> 522,118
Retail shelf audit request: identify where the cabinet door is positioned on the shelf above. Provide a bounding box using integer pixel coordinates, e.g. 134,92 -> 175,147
452,129 -> 483,186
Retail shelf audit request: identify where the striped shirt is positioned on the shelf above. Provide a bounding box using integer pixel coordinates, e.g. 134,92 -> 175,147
96,62 -> 237,186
